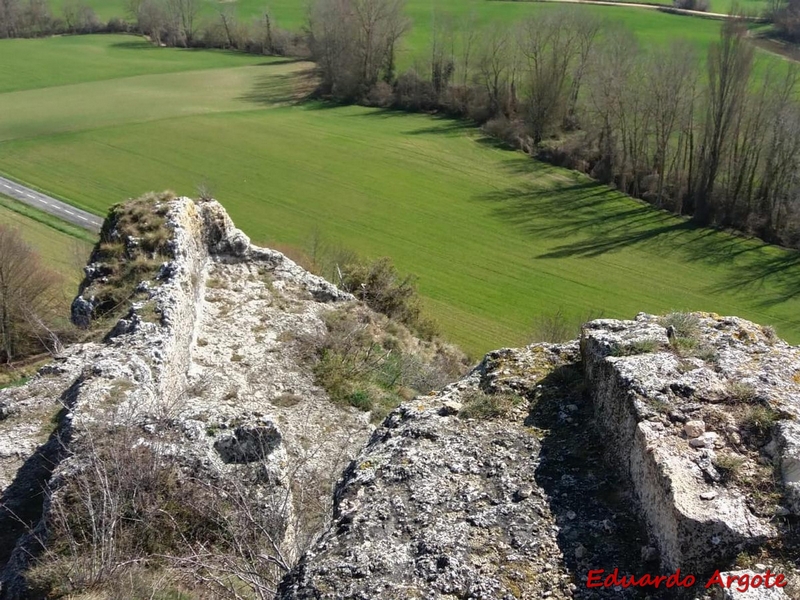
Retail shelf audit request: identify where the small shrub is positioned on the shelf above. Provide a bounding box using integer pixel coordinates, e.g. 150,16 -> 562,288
530,308 -> 605,344
611,338 -> 660,356
740,404 -> 779,435
761,325 -> 778,342
34,440 -> 227,597
272,393 -> 303,407
714,453 -> 746,483
307,307 -> 466,416
693,344 -> 718,363
459,390 -> 523,420
366,81 -> 395,107
341,257 -> 437,340
726,381 -> 758,404
648,397 -> 671,413
661,312 -> 700,339
346,389 -> 373,411
670,336 -> 697,356
530,308 -> 574,344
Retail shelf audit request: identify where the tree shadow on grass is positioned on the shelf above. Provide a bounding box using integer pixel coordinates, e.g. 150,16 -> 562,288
288,101 -> 800,316
475,163 -> 800,310
237,66 -> 318,107
325,107 -> 477,136
707,251 -> 800,308
107,39 -> 303,66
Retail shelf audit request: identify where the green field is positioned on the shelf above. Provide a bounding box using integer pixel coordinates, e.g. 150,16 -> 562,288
0,35 -> 267,93
1,35 -> 800,356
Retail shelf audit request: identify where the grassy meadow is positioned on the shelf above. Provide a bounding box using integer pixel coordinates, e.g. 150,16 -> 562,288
1,33 -> 800,356
4,0 -> 800,356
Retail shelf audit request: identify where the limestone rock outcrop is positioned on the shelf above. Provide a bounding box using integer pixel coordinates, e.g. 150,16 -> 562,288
582,314 -> 799,575
278,344 -> 582,600
0,197 -> 378,599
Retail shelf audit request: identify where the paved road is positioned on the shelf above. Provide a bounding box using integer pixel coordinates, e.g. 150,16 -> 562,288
540,0 -> 762,20
0,175 -> 102,233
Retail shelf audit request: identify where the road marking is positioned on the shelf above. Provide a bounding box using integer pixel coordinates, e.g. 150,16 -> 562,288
1,178 -> 99,232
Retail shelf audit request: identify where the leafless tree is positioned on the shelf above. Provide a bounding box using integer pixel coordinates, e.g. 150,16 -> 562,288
62,0 -> 99,32
517,10 -> 584,144
308,0 -> 407,98
0,225 -> 62,362
0,0 -> 21,37
565,12 -> 601,124
217,4 -> 239,48
586,28 -> 639,184
476,24 -> 513,117
647,43 -> 698,207
166,0 -> 198,45
691,19 -> 754,224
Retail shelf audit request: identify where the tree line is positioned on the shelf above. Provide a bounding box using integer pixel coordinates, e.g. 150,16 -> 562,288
773,0 -> 800,41
0,0 -> 305,55
309,1 -> 800,248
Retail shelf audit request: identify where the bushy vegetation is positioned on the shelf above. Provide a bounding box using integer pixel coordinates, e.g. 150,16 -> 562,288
0,0 -> 122,38
339,257 -> 437,340
304,305 -> 466,421
27,421 -> 295,599
311,1 -> 800,249
0,224 -> 67,362
0,0 -> 306,55
277,232 -> 438,340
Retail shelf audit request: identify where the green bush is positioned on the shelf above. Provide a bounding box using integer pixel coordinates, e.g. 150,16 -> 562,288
307,307 -> 466,417
341,257 -> 437,340
346,389 -> 373,411
740,404 -> 779,435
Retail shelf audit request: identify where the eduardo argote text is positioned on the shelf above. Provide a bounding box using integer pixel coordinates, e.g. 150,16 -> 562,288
586,568 -> 788,593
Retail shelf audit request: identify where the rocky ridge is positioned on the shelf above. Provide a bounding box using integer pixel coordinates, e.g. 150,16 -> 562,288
0,196 -> 797,599
1,196 -> 381,598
